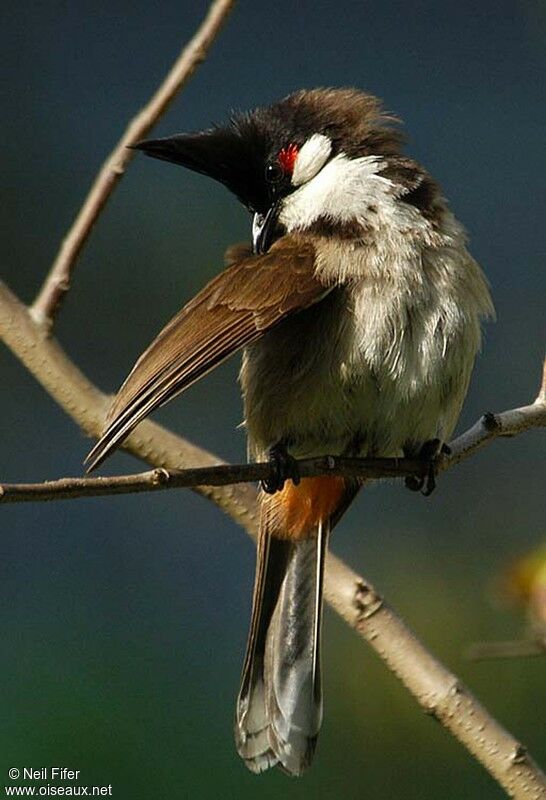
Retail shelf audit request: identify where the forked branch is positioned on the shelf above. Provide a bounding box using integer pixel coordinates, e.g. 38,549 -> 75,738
1,281 -> 545,798
2,1 -> 546,794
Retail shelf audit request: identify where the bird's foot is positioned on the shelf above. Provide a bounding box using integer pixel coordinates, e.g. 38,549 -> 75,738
405,439 -> 450,496
261,443 -> 301,494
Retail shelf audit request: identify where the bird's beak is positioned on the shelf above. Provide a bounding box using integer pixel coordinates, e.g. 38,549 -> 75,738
134,132 -> 234,184
135,131 -> 277,248
133,130 -> 261,212
252,202 -> 280,255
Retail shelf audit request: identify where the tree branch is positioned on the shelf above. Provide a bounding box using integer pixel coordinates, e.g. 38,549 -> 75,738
30,0 -> 237,330
466,638 -> 546,661
1,280 -> 545,797
1,367 -> 545,506
0,279 -> 258,532
324,566 -> 546,799
3,5 -> 546,791
0,457 -> 420,503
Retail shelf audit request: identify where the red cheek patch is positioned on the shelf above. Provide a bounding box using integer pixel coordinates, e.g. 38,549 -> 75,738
278,143 -> 299,174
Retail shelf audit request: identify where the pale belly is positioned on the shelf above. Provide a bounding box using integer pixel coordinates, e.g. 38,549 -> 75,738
240,287 -> 478,461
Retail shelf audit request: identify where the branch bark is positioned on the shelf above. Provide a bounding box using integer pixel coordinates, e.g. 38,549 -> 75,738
1,371 -> 545,506
30,0 -> 237,330
0,457 -> 423,504
1,280 -> 545,798
325,566 -> 546,799
3,3 -> 546,793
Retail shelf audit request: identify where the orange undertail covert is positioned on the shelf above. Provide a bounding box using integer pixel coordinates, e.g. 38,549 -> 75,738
263,476 -> 348,540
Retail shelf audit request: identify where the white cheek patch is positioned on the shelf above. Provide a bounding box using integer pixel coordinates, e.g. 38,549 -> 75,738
292,133 -> 332,186
280,153 -> 392,231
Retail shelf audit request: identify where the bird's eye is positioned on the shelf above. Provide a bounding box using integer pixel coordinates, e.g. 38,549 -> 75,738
265,162 -> 284,184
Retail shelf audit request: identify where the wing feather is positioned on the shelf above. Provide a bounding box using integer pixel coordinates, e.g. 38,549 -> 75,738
85,235 -> 328,470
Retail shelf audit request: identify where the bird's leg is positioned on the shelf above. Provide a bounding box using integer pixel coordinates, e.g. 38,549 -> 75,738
261,441 -> 301,494
405,439 -> 451,496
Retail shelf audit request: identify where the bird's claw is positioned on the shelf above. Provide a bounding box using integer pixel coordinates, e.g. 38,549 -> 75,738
405,439 -> 449,496
261,444 -> 300,494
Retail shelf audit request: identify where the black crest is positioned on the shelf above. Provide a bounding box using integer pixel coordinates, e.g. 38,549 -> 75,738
136,88 -> 404,214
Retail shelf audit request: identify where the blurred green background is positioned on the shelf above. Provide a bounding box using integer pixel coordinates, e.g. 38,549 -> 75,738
2,1 -> 545,798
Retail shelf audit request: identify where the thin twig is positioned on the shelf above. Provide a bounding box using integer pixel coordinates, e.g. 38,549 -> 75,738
0,363 -> 544,504
445,397 -> 546,469
0,424 -> 524,503
1,282 -> 545,797
30,0 -> 236,330
466,638 -> 546,661
3,5 -> 546,791
0,457 -> 424,504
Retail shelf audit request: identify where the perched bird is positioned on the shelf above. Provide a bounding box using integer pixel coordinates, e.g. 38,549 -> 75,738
85,88 -> 494,775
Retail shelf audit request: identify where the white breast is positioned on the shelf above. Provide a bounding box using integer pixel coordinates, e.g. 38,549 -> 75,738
244,154 -> 494,459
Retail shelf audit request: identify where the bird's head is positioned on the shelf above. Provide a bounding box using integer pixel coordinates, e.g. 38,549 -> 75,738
135,88 -> 404,253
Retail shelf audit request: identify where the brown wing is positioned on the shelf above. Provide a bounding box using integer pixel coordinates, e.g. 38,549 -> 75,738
85,235 -> 329,471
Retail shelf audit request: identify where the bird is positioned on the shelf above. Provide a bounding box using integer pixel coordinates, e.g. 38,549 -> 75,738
85,87 -> 494,775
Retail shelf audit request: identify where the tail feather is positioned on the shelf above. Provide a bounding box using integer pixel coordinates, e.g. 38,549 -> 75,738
235,520 -> 329,775
235,530 -> 290,772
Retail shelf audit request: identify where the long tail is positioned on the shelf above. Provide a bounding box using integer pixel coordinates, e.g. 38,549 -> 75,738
235,522 -> 328,775
235,476 -> 357,775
